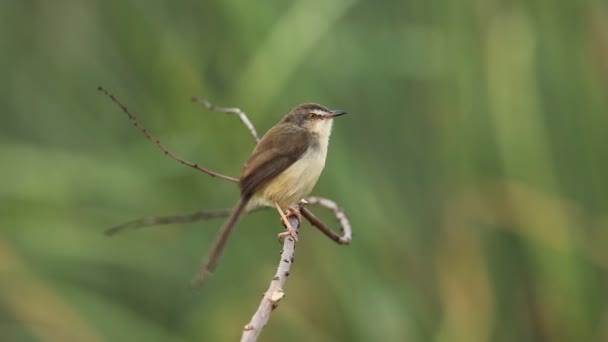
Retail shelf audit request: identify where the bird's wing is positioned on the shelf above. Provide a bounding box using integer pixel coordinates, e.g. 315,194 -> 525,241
240,125 -> 312,197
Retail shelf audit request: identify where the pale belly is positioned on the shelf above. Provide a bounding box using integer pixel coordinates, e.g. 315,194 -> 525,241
250,146 -> 326,209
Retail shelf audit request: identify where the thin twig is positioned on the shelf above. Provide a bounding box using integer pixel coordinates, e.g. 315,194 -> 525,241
98,86 -> 239,183
105,209 -> 232,236
302,196 -> 352,244
192,96 -> 260,143
241,205 -> 302,342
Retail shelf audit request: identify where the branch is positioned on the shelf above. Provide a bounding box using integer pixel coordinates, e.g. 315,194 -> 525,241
98,86 -> 239,183
105,208 -> 232,236
302,196 -> 352,245
192,96 -> 260,143
241,204 -> 302,342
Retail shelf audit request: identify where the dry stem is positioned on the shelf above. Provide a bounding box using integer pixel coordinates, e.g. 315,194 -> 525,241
192,96 -> 260,143
105,208 -> 232,236
98,87 -> 238,183
301,196 -> 352,244
240,205 -> 302,342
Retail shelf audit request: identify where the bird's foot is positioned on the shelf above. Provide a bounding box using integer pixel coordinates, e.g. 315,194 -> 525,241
274,201 -> 300,243
277,213 -> 299,243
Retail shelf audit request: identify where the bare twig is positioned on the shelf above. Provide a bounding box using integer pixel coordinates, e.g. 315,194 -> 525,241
105,208 -> 232,236
98,86 -> 239,183
192,96 -> 260,143
241,204 -> 302,342
302,196 -> 352,244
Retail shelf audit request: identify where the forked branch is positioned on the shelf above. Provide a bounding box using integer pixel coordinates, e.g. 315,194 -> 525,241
101,88 -> 351,342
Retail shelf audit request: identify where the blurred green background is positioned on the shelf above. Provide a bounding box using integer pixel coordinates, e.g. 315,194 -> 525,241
1,0 -> 607,341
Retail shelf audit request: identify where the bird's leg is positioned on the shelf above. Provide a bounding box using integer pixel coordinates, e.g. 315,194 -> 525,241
274,201 -> 299,242
286,207 -> 302,220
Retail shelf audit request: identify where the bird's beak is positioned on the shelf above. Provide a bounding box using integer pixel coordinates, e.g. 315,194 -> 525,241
329,109 -> 347,118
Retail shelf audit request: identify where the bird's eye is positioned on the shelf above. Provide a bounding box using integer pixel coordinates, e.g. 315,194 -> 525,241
308,113 -> 317,119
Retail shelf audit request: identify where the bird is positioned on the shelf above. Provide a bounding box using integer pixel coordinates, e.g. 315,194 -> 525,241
194,103 -> 347,284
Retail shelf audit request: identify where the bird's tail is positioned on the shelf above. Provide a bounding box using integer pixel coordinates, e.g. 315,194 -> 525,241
192,195 -> 251,285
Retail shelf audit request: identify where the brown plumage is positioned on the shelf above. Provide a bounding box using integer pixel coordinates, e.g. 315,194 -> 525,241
240,124 -> 313,199
193,103 -> 346,284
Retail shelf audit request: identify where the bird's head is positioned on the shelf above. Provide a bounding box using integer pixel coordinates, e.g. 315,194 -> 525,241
282,103 -> 347,137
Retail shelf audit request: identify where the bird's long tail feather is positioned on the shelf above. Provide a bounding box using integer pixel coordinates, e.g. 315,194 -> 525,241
193,195 -> 251,285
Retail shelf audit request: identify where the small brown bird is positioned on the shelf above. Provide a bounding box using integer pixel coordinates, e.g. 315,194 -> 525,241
195,103 -> 347,283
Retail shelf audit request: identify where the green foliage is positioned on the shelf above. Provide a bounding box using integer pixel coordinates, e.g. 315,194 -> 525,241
1,0 -> 607,341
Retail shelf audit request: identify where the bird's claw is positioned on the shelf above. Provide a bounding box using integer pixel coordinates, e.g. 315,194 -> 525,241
277,227 -> 299,243
275,203 -> 301,243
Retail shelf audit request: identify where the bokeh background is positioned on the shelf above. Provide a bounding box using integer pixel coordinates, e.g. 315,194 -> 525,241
1,0 -> 607,341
